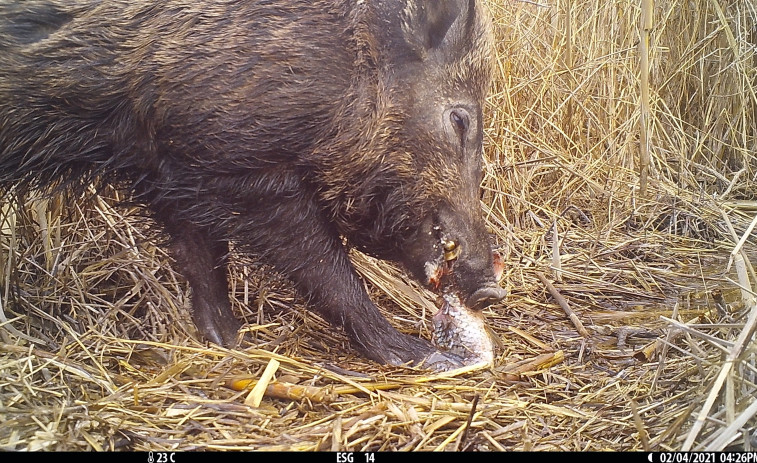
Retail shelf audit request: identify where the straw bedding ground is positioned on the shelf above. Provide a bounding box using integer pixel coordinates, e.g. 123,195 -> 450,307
1,0 -> 756,452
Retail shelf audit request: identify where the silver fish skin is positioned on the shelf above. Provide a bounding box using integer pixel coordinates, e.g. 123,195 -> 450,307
431,293 -> 494,367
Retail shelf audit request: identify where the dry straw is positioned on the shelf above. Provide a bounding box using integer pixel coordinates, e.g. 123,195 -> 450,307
1,0 -> 756,451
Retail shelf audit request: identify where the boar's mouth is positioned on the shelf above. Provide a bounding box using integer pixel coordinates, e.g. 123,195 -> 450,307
424,243 -> 506,311
407,212 -> 506,311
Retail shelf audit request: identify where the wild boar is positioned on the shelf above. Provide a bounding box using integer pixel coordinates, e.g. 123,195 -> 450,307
0,0 -> 506,368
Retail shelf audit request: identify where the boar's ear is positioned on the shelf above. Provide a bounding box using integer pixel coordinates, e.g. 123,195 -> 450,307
401,0 -> 475,57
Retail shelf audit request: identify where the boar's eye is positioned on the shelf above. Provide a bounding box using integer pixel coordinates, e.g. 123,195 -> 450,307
449,108 -> 470,137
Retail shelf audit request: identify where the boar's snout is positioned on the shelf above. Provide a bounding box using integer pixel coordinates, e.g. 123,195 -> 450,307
466,247 -> 507,309
467,285 -> 507,311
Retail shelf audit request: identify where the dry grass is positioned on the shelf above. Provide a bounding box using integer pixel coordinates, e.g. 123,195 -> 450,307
1,0 -> 757,451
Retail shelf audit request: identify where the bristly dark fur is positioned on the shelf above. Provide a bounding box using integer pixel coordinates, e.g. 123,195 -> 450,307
0,0 -> 498,366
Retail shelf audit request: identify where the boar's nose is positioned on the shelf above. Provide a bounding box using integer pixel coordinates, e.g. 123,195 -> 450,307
467,286 -> 507,311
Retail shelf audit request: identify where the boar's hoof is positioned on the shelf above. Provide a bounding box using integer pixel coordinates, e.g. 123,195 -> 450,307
420,351 -> 467,372
466,286 -> 507,312
361,332 -> 441,367
193,308 -> 244,348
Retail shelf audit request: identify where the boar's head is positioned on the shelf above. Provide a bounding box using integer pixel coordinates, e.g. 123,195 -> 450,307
315,0 -> 505,312
394,0 -> 505,310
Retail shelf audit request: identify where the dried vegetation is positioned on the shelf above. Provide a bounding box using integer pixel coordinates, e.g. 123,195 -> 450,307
1,0 -> 757,452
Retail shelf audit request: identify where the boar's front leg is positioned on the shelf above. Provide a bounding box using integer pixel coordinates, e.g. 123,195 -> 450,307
237,191 -> 442,366
169,226 -> 242,347
303,248 -> 436,366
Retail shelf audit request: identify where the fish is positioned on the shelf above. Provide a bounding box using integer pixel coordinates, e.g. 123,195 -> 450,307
428,293 -> 495,369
